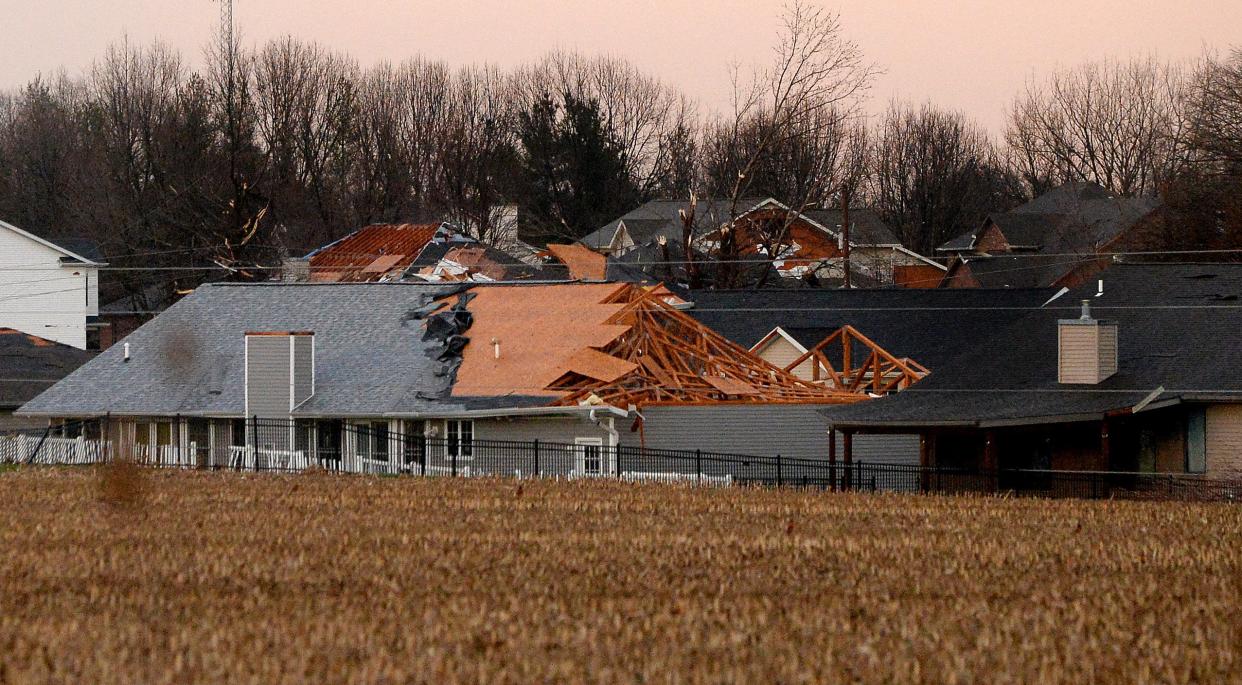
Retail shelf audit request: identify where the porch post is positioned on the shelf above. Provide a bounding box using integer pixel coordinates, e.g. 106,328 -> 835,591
983,430 -> 999,492
1099,419 -> 1111,470
919,433 -> 930,493
842,430 -> 854,490
827,428 -> 837,491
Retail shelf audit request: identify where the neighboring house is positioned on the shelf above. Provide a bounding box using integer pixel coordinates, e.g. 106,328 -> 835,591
684,287 -> 1057,465
19,282 -> 879,474
303,223 -> 448,282
936,182 -> 1162,288
297,222 -> 551,284
827,263 -> 1242,484
0,329 -> 94,430
586,198 -> 944,287
581,198 -> 765,256
0,218 -> 102,349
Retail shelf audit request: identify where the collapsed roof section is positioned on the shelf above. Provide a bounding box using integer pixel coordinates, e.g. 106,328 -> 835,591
783,325 -> 929,394
306,223 -> 450,282
448,282 -> 866,408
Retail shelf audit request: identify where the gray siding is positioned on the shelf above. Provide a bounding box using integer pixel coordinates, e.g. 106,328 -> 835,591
639,404 -> 920,465
292,335 -> 314,407
245,336 -> 291,418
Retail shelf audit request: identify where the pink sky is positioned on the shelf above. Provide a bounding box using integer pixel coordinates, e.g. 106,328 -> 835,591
4,0 -> 1239,131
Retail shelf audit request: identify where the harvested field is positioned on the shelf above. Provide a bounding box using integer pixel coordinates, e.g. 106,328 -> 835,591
0,468 -> 1239,684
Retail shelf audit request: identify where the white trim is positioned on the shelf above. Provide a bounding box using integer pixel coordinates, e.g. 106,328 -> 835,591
288,336 -> 296,412
749,326 -> 809,357
573,436 -> 606,476
0,217 -> 103,265
243,336 -> 250,418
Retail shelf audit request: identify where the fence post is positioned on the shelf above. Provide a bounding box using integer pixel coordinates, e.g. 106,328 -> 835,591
695,449 -> 702,483
24,424 -> 51,465
533,439 -> 540,477
776,454 -> 783,487
250,415 -> 258,471
451,443 -> 458,477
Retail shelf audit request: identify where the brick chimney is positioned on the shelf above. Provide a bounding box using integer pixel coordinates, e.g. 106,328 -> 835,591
1057,300 -> 1117,384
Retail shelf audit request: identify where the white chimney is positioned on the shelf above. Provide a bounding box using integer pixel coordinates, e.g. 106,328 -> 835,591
1058,300 -> 1118,385
245,331 -> 315,417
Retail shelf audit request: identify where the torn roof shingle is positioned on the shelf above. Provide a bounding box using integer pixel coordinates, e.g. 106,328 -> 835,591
19,283 -> 466,418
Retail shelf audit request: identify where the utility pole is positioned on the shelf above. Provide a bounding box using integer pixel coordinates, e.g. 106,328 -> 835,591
841,186 -> 852,289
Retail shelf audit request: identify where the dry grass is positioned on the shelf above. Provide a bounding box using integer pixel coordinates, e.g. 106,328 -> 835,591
0,468 -> 1239,684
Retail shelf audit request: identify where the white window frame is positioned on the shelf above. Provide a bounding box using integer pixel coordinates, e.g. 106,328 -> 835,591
445,420 -> 474,461
574,437 -> 607,476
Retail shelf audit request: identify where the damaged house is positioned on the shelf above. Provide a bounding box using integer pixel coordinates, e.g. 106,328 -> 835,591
17,281 -> 913,478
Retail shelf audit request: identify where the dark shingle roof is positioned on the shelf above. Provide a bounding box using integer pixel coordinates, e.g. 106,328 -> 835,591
581,198 -> 766,250
801,208 -> 900,245
19,283 -> 467,418
687,287 -> 1057,370
826,262 -> 1242,428
936,182 -> 1161,259
0,330 -> 94,410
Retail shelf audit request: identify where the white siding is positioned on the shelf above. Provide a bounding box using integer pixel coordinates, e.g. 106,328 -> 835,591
1058,324 -> 1100,384
755,336 -> 817,379
0,224 -> 95,349
1206,405 -> 1242,480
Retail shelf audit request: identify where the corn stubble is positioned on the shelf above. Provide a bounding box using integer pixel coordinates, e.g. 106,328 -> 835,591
0,469 -> 1238,684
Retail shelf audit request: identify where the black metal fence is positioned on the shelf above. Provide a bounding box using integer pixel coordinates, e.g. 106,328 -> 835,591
2,417 -> 1239,502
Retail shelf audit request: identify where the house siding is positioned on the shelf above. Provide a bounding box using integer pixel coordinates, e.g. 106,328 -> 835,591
245,336 -> 292,418
1206,405 -> 1242,479
755,336 -> 817,379
1058,324 -> 1100,384
0,226 -> 95,349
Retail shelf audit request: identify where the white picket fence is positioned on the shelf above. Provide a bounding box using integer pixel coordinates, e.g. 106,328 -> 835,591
0,435 -> 111,465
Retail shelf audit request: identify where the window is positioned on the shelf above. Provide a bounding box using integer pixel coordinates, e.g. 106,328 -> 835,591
446,420 -> 473,459
575,438 -> 605,476
357,421 -> 390,462
1186,408 -> 1207,474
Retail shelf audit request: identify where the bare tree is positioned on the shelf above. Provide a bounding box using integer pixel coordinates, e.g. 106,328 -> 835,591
706,0 -> 877,287
512,51 -> 691,197
1005,56 -> 1194,197
869,101 -> 1024,253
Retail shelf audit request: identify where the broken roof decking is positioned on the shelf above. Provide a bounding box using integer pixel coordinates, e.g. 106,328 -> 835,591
546,243 -> 608,281
307,223 -> 442,282
451,283 -> 863,408
451,283 -> 633,399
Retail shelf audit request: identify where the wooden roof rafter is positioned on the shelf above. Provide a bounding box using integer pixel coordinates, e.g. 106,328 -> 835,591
549,286 -> 867,408
785,325 -> 929,394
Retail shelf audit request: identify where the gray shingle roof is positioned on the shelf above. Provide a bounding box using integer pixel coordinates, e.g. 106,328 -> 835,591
19,283 -> 468,418
825,262 -> 1242,428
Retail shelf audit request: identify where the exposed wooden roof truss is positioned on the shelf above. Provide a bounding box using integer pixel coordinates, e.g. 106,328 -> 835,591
549,287 -> 866,408
785,325 -> 929,394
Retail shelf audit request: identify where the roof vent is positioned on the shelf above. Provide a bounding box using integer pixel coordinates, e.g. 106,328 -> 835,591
1058,300 -> 1117,385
